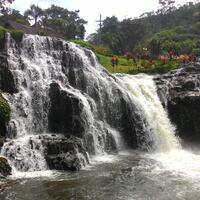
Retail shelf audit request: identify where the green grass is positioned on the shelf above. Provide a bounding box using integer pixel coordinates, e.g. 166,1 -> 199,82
97,54 -> 134,73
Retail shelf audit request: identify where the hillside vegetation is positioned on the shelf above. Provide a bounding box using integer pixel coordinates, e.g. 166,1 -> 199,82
88,2 -> 200,57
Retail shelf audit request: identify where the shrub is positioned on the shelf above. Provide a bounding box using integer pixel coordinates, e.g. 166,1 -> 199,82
72,40 -> 95,51
0,26 -> 7,48
37,31 -> 47,36
94,46 -> 111,56
192,48 -> 200,55
10,30 -> 24,43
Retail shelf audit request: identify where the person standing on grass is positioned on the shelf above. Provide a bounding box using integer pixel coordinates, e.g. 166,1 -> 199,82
115,56 -> 119,66
111,56 -> 116,67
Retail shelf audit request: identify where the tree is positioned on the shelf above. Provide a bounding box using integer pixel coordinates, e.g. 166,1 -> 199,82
0,9 -> 29,28
158,0 -> 176,14
24,4 -> 43,32
148,38 -> 161,58
42,5 -> 87,39
0,0 -> 15,14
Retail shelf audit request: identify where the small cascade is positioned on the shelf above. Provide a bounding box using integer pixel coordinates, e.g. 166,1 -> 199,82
117,74 -> 180,152
1,135 -> 47,172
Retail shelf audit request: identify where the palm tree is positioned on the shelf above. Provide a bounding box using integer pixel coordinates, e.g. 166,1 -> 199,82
24,4 -> 43,33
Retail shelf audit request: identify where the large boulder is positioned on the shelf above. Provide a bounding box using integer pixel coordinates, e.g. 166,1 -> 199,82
48,82 -> 86,138
154,63 -> 200,144
40,134 -> 89,171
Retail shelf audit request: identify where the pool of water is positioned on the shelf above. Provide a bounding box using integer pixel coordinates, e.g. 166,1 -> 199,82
1,150 -> 200,200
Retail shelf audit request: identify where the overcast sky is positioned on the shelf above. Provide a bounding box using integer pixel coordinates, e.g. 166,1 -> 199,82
11,0 -> 196,37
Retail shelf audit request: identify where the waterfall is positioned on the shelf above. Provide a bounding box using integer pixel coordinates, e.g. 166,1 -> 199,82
117,74 -> 180,152
0,34 -> 179,173
1,34 -> 124,172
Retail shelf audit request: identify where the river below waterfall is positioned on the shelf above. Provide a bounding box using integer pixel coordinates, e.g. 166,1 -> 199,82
2,149 -> 200,200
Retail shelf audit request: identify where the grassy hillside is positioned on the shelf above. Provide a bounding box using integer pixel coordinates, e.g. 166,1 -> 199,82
73,40 -> 182,74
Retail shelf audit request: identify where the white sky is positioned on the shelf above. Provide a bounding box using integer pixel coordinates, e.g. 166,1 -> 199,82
11,0 -> 197,36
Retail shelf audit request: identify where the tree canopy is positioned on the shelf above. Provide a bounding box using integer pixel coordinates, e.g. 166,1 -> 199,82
23,4 -> 87,39
0,0 -> 15,14
88,1 -> 200,56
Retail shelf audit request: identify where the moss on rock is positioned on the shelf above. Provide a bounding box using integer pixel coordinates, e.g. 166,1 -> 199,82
0,94 -> 10,123
0,94 -> 10,138
0,156 -> 12,177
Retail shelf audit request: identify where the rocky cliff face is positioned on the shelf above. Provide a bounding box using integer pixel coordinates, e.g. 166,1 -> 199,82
155,63 -> 200,145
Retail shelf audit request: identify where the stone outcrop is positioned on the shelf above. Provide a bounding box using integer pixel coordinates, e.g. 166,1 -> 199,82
48,83 -> 86,138
40,134 -> 89,171
0,54 -> 17,94
154,63 -> 200,144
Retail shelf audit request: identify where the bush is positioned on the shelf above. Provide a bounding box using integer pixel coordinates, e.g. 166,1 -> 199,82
10,30 -> 24,43
72,40 -> 95,51
37,31 -> 47,36
0,26 -> 7,48
192,48 -> 200,55
0,26 -> 24,44
94,46 -> 111,56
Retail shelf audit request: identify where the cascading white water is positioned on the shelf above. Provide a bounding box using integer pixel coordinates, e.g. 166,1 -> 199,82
1,34 -> 124,172
116,74 -> 200,178
1,34 -> 182,175
117,74 -> 180,152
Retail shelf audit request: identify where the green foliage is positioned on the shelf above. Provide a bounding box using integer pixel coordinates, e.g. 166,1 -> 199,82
0,94 -> 10,123
42,5 -> 87,40
93,46 -> 111,56
72,40 -> 95,51
148,38 -> 161,58
0,0 -> 15,14
192,48 -> 200,55
88,2 -> 200,57
0,10 -> 29,27
10,29 -> 24,42
24,4 -> 43,26
0,26 -> 23,45
97,54 -> 133,73
0,26 -> 6,45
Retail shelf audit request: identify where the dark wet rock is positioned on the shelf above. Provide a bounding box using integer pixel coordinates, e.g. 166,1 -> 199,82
0,156 -> 12,178
0,54 -> 17,94
48,83 -> 87,138
40,134 -> 89,171
154,63 -> 200,144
